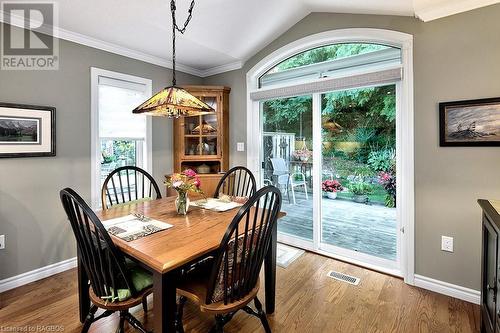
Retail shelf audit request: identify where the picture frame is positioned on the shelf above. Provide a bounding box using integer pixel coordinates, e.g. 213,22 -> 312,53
439,97 -> 500,147
0,102 -> 56,157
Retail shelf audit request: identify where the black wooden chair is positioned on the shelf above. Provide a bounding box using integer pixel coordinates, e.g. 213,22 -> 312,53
176,185 -> 282,333
101,166 -> 162,209
60,188 -> 152,333
214,166 -> 257,199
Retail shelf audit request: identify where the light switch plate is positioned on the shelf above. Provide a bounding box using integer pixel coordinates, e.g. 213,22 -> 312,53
0,235 -> 5,250
441,235 -> 453,252
237,142 -> 245,152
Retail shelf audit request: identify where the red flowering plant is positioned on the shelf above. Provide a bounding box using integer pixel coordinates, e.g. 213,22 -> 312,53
322,179 -> 344,193
378,170 -> 396,208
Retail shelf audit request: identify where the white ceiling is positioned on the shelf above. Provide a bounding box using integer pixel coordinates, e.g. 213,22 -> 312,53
2,0 -> 498,77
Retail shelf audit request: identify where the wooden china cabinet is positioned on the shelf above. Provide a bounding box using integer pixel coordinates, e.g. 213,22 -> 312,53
169,85 -> 230,198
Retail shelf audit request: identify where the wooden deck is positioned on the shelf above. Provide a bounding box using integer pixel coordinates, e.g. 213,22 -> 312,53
278,192 -> 397,260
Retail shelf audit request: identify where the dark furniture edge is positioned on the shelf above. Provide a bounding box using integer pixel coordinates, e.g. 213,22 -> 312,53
478,199 -> 500,228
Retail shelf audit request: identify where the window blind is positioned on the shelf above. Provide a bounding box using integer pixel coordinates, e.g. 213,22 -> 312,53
250,67 -> 402,101
98,76 -> 148,139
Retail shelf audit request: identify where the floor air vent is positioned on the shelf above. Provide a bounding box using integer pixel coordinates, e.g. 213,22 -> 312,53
327,271 -> 360,285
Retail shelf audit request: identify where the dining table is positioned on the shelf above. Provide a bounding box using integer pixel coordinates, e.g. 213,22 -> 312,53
77,196 -> 285,333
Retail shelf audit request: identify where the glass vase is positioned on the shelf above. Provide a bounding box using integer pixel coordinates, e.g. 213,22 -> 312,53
175,191 -> 190,215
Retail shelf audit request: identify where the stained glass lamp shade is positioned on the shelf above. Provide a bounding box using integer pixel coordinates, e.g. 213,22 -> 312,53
132,85 -> 214,117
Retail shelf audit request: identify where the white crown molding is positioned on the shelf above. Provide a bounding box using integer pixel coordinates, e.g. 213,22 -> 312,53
0,9 -> 205,77
198,61 -> 243,77
0,257 -> 77,293
414,0 -> 500,22
414,274 -> 480,304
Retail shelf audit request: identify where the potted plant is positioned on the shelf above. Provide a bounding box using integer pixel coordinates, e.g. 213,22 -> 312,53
322,179 -> 343,199
164,169 -> 204,215
350,181 -> 373,203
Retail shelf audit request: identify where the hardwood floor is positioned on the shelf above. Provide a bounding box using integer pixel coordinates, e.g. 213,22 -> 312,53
0,252 -> 480,333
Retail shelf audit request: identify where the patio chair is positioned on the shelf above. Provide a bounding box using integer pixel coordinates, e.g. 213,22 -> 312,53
270,158 -> 308,204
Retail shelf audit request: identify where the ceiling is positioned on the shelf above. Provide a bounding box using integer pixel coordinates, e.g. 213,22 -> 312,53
1,0 -> 498,77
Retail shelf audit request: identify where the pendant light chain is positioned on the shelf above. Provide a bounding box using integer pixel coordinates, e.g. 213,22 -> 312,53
170,0 -> 195,86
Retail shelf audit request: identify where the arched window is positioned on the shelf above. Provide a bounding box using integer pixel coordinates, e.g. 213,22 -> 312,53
259,43 -> 400,88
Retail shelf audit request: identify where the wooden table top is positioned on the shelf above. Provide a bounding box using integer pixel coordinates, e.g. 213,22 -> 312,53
95,197 -> 285,274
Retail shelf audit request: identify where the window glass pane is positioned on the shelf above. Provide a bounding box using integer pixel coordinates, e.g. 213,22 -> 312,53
99,84 -> 147,139
262,95 -> 313,241
259,43 -> 401,88
100,139 -> 139,183
321,84 -> 397,261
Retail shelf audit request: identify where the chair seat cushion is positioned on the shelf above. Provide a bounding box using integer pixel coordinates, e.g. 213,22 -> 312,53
109,259 -> 153,302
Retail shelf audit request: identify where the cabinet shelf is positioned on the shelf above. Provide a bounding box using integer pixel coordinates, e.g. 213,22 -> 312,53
172,85 -> 231,197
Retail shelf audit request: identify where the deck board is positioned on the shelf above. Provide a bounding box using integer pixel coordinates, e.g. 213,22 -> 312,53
278,192 -> 397,260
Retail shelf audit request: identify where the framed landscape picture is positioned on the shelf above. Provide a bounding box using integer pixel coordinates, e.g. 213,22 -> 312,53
439,97 -> 500,146
0,103 -> 56,157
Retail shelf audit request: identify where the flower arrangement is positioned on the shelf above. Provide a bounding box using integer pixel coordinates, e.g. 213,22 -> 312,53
322,179 -> 343,193
165,169 -> 202,193
293,149 -> 312,162
165,169 -> 203,214
378,171 -> 396,208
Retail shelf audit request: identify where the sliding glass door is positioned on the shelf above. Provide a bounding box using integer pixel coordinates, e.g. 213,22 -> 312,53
259,84 -> 400,273
319,84 -> 398,269
261,95 -> 314,244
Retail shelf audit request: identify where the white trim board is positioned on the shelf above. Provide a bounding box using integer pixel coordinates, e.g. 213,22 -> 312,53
414,274 -> 480,304
415,0 -> 500,22
0,257 -> 77,293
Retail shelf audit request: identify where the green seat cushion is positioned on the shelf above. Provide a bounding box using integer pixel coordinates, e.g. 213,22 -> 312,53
106,259 -> 153,302
111,197 -> 152,208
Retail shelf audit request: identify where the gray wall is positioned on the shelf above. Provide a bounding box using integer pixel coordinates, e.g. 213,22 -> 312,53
0,28 -> 202,280
203,6 -> 500,290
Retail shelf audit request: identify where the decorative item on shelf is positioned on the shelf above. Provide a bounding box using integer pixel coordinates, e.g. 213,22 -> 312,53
208,142 -> 216,154
322,179 -> 343,200
293,138 -> 312,162
197,142 -> 210,154
164,169 -> 203,215
132,0 -> 215,118
197,163 -> 211,174
191,120 -> 217,134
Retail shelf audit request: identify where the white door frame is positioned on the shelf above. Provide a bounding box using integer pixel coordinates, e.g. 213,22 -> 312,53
90,67 -> 153,209
246,28 -> 415,284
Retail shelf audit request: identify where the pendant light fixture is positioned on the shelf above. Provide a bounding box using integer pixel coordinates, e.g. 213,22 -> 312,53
133,0 -> 214,117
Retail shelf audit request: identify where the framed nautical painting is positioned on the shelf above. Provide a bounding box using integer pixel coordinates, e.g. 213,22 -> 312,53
439,97 -> 500,146
0,103 -> 56,157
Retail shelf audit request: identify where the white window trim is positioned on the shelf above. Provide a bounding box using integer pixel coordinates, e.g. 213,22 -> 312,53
90,67 -> 153,209
246,28 -> 415,284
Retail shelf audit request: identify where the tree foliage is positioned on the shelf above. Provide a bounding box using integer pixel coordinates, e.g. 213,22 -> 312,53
263,43 -> 396,144
275,43 -> 388,72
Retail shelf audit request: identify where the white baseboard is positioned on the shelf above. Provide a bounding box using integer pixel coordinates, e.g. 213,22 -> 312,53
0,257 -> 77,293
414,274 -> 480,304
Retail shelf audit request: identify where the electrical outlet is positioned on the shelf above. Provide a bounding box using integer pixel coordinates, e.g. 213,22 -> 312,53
441,235 -> 453,252
0,235 -> 5,250
237,142 -> 245,152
